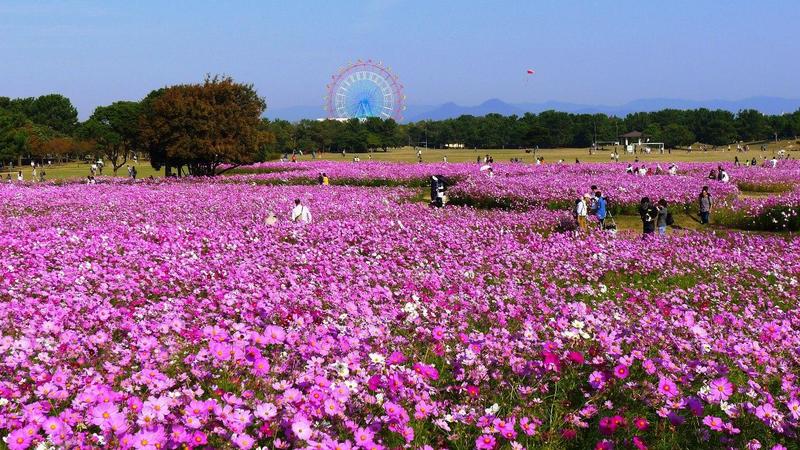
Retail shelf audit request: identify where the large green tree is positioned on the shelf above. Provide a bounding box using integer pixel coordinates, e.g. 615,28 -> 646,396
79,101 -> 142,174
139,76 -> 267,176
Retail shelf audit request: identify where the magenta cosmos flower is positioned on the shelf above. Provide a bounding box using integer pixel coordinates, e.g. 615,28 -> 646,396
475,434 -> 496,449
707,377 -> 734,402
658,377 -> 679,397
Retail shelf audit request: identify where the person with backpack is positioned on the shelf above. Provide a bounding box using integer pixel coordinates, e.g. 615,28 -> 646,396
290,199 -> 312,223
593,191 -> 607,229
656,198 -> 672,236
638,197 -> 657,237
699,186 -> 712,225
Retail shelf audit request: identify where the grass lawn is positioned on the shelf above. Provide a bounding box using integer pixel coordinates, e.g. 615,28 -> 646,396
297,141 -> 799,164
1,138 -> 796,180
610,212 -> 705,234
0,162 -> 164,181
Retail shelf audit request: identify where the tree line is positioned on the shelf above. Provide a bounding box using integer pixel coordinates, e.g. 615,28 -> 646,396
2,75 -> 800,176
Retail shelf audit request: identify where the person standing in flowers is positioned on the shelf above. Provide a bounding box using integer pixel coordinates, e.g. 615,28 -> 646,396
656,199 -> 670,236
290,199 -> 312,223
322,173 -> 329,185
699,186 -> 712,225
638,197 -> 657,236
575,195 -> 589,230
593,191 -> 608,229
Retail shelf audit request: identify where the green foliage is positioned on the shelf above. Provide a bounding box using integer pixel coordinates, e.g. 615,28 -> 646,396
0,109 -> 32,162
138,75 -> 267,176
0,94 -> 78,134
662,123 -> 695,148
79,101 -> 142,173
714,206 -> 800,231
255,107 -> 799,152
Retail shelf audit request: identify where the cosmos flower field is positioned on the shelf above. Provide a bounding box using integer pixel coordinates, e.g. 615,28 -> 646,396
1,161 -> 799,450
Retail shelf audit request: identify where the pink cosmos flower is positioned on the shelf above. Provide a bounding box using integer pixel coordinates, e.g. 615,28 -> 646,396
331,383 -> 351,401
354,427 -> 375,446
595,440 -> 614,450
264,325 -> 286,343
324,398 -> 342,416
132,428 -> 164,450
658,377 -> 678,397
42,417 -> 63,435
787,399 -> 800,420
431,326 -> 445,341
282,388 -> 303,403
589,371 -> 605,389
191,431 -> 208,446
6,429 -> 31,450
542,351 -> 560,372
708,377 -> 733,403
415,401 -> 431,419
251,357 -> 270,375
633,417 -> 649,431
233,433 -> 255,450
632,436 -> 648,450
754,403 -> 779,423
567,351 -> 585,364
292,419 -> 312,441
642,359 -> 657,375
328,440 -> 353,450
255,402 -> 278,420
520,416 -> 540,436
127,396 -> 143,414
412,362 -> 439,380
209,342 -> 232,362
702,415 -> 724,431
90,402 -> 120,426
475,434 -> 496,449
308,388 -> 327,405
383,401 -> 405,421
613,364 -> 629,379
386,351 -> 407,365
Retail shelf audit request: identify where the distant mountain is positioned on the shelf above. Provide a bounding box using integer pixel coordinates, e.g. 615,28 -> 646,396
265,96 -> 800,122
265,103 -> 441,122
408,99 -> 526,121
264,105 -> 326,121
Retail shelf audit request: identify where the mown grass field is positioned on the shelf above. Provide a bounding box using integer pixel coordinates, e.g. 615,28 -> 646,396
297,141 -> 799,164
0,162 -> 164,181
2,139 -> 796,181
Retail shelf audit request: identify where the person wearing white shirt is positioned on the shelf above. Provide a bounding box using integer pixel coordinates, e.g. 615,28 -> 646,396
290,199 -> 312,223
668,164 -> 678,176
720,170 -> 730,183
576,195 -> 589,230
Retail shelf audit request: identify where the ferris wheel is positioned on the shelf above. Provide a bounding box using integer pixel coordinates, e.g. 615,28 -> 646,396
324,60 -> 406,121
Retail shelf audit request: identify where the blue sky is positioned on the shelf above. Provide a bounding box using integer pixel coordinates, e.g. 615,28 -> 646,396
1,0 -> 798,118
